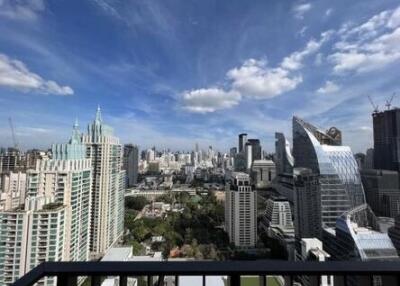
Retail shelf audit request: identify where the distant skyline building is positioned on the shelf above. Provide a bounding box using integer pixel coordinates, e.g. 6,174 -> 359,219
275,132 -> 294,175
373,108 -> 400,171
82,107 -> 125,258
238,133 -> 247,153
0,148 -> 25,173
292,116 -> 365,228
225,172 -> 257,247
123,144 -> 139,187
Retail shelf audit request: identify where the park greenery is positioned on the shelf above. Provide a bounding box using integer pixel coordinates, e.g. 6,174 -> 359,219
124,192 -> 229,259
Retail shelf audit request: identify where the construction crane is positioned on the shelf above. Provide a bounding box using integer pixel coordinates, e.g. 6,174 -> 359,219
368,95 -> 379,113
385,92 -> 396,110
8,117 -> 19,149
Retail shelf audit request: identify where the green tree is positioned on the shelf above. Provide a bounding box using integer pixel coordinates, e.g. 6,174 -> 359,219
125,196 -> 149,211
131,240 -> 144,255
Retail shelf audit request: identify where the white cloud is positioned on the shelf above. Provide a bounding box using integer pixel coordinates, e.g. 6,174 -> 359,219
317,81 -> 340,94
298,26 -> 308,37
0,53 -> 74,95
227,59 -> 302,99
325,8 -> 333,17
181,31 -> 330,112
182,88 -> 241,113
330,5 -> 400,73
281,39 -> 324,70
292,3 -> 312,19
0,0 -> 45,21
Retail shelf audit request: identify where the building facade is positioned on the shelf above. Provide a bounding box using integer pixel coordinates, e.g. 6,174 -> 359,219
123,144 -> 139,187
0,171 -> 26,211
82,107 -> 125,258
292,116 -> 366,228
225,172 -> 257,247
372,108 -> 400,171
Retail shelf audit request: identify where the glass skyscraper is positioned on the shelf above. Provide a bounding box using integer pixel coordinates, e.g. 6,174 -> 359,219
292,116 -> 366,228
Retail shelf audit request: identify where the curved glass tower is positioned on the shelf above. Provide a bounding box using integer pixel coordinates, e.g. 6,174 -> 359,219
292,116 -> 366,228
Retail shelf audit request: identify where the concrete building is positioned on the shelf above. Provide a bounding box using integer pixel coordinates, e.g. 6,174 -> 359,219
123,144 -> 139,187
225,172 -> 257,248
0,171 -> 26,211
361,169 -> 400,218
372,108 -> 400,171
82,107 -> 125,258
0,196 -> 67,286
251,160 -> 275,189
0,148 -> 25,173
293,168 -> 321,239
298,238 -> 333,286
260,197 -> 295,259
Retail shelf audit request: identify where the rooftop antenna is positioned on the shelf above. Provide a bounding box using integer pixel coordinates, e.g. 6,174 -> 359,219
368,95 -> 379,113
8,117 -> 19,149
385,92 -> 396,110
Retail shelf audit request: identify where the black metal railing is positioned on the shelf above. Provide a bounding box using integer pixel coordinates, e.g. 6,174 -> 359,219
10,260 -> 400,286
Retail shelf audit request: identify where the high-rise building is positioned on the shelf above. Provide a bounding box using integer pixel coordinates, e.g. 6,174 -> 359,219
0,122 -> 93,286
27,121 -> 92,263
123,144 -> 139,187
82,107 -> 125,258
373,108 -> 400,171
0,148 -> 25,173
365,148 -> 374,169
0,196 -> 67,286
361,169 -> 400,218
293,168 -> 321,239
0,171 -> 26,211
247,139 -> 262,162
293,116 -> 365,228
225,172 -> 257,247
275,132 -> 294,175
238,133 -> 247,153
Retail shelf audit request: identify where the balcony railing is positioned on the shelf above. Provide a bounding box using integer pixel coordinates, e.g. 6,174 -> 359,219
11,260 -> 400,286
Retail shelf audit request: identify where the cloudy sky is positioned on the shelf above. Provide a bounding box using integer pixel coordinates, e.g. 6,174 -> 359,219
0,0 -> 399,153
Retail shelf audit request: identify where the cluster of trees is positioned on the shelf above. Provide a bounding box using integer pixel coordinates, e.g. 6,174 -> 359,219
124,191 -> 229,259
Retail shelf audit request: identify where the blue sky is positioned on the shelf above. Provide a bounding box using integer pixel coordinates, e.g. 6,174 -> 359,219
0,0 -> 399,153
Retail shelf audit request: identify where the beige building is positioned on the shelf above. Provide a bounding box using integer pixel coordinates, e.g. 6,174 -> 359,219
82,107 -> 125,258
0,171 -> 26,211
225,172 -> 257,247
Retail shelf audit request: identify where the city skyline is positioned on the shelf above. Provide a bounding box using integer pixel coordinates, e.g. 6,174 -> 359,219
1,0 -> 400,152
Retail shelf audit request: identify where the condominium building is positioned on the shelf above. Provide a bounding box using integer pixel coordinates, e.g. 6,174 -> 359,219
0,196 -> 66,286
0,171 -> 26,211
82,107 -> 125,258
225,172 -> 257,247
123,144 -> 139,187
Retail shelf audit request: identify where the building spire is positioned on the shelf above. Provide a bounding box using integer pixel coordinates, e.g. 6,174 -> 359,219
95,105 -> 102,123
70,118 -> 81,144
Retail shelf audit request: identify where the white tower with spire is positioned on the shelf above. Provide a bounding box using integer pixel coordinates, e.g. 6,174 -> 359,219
82,106 -> 125,258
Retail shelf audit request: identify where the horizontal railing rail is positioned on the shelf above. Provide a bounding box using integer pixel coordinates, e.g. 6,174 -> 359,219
11,260 -> 400,286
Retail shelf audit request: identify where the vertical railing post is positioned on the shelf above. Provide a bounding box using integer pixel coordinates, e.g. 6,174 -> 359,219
229,274 -> 240,286
259,275 -> 266,286
119,276 -> 127,286
57,275 -> 77,286
91,276 -> 101,286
